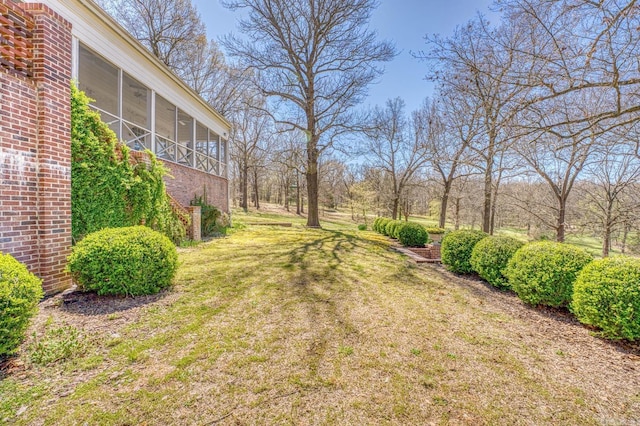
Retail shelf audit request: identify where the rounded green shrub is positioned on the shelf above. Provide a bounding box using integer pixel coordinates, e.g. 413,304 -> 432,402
377,218 -> 391,235
68,226 -> 178,296
572,257 -> 640,340
425,227 -> 446,235
357,224 -> 367,231
504,241 -> 592,307
470,236 -> 524,289
385,220 -> 404,238
397,222 -> 428,247
441,229 -> 488,274
0,253 -> 43,356
374,218 -> 381,233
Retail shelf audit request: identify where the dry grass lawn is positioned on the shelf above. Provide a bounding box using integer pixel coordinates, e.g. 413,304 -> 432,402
1,214 -> 639,425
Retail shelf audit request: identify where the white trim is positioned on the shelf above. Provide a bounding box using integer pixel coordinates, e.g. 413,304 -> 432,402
33,0 -> 231,136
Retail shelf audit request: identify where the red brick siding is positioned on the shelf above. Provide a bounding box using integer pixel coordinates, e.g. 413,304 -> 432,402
0,1 -> 72,294
162,160 -> 229,212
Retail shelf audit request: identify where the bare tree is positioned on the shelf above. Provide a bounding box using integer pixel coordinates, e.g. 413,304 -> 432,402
426,91 -> 479,228
421,16 -> 528,234
229,96 -> 273,211
579,135 -> 640,256
99,0 -> 245,116
221,0 -> 395,227
364,98 -> 433,219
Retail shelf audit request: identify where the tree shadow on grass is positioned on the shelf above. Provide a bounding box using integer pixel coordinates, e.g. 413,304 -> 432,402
284,229 -> 358,274
56,288 -> 172,316
427,264 -> 640,357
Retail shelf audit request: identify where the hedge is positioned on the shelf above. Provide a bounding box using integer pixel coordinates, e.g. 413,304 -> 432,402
572,257 -> 640,340
504,241 -> 592,307
470,236 -> 524,289
397,222 -> 428,247
441,229 -> 488,274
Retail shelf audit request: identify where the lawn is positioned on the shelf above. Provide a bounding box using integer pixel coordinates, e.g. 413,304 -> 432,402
1,211 -> 639,425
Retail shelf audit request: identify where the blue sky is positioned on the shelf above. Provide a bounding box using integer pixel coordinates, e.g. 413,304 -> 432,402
192,0 -> 495,112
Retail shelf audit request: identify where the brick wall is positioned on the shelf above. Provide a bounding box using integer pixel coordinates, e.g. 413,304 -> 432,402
162,161 -> 229,213
0,1 -> 72,293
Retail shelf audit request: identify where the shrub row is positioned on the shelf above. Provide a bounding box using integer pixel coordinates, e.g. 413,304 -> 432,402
441,231 -> 640,341
372,217 -> 429,247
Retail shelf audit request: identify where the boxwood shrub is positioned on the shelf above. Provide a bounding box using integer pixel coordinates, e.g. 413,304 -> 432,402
504,241 -> 592,307
68,226 -> 178,296
470,236 -> 524,289
1,253 -> 43,356
441,229 -> 488,274
425,227 -> 445,235
376,218 -> 391,234
385,220 -> 403,238
397,222 -> 428,247
572,257 -> 640,340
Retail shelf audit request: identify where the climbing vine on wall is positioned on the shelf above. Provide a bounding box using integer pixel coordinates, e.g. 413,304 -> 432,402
70,83 -> 186,243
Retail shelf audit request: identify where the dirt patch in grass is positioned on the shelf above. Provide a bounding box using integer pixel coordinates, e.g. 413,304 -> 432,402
2,223 -> 640,425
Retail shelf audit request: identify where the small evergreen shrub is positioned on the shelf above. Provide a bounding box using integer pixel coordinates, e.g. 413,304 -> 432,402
376,218 -> 391,234
68,226 -> 178,296
190,192 -> 222,237
441,229 -> 488,274
385,220 -> 404,238
572,257 -> 640,340
397,223 -> 428,247
357,224 -> 367,231
425,227 -> 445,235
0,253 -> 43,356
470,236 -> 524,289
373,217 -> 382,233
504,241 -> 592,307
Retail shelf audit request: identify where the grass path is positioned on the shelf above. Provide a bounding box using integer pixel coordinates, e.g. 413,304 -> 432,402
1,220 -> 639,425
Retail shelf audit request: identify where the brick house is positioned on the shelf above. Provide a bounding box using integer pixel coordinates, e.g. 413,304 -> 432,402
0,0 -> 231,293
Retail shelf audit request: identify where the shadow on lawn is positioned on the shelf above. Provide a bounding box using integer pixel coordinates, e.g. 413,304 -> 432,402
428,264 -> 640,357
285,229 -> 357,273
57,288 -> 172,316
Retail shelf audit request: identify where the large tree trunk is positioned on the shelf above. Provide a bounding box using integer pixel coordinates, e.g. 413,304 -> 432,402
306,146 -> 320,227
391,196 -> 400,220
284,177 -> 290,211
241,164 -> 248,212
482,163 -> 492,233
556,198 -> 566,242
439,180 -> 452,229
253,167 -> 260,209
602,207 -> 613,257
621,222 -> 630,254
296,171 -> 301,215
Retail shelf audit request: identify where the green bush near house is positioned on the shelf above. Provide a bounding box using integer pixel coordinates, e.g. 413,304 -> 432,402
0,253 -> 43,356
397,222 -> 428,247
190,192 -> 223,237
67,226 -> 178,296
470,236 -> 524,289
504,241 -> 592,308
441,229 -> 488,274
572,257 -> 640,341
71,83 -> 185,244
